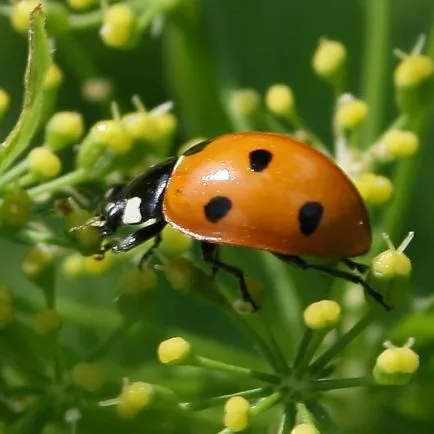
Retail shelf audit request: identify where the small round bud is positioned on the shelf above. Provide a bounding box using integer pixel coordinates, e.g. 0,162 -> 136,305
118,268 -> 158,294
119,382 -> 153,411
395,55 -> 434,89
137,113 -> 178,146
27,147 -> 62,178
72,362 -> 105,392
61,254 -> 84,278
354,173 -> 393,205
265,84 -> 295,117
230,89 -> 260,117
163,258 -> 196,290
67,0 -> 99,11
224,396 -> 250,414
83,254 -> 113,275
45,112 -> 84,152
291,423 -> 320,434
336,96 -> 368,130
373,340 -> 419,385
0,187 -> 31,229
158,336 -> 192,365
22,244 -> 55,280
312,39 -> 346,84
224,396 -> 251,432
159,226 -> 193,255
10,0 -> 39,34
122,111 -> 149,140
44,63 -> 63,90
303,300 -> 341,330
100,4 -> 137,49
382,130 -> 419,159
0,88 -> 10,116
33,309 -> 62,334
91,120 -> 133,154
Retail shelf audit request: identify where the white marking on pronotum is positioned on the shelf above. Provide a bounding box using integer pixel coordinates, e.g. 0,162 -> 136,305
122,197 -> 143,225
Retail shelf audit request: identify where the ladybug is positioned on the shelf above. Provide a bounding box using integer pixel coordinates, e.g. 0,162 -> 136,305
81,132 -> 389,310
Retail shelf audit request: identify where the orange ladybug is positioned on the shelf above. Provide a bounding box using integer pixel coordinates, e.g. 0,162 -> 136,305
81,132 -> 388,310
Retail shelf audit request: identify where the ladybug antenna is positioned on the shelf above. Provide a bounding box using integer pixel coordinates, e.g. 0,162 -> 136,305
70,216 -> 105,233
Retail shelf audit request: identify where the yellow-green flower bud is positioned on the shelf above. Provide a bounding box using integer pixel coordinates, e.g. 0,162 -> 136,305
354,172 -> 393,205
10,0 -> 39,34
0,284 -> 14,328
0,88 -> 10,117
303,299 -> 341,330
67,0 -> 99,11
224,396 -> 251,432
72,362 -> 105,392
100,4 -> 137,49
33,308 -> 62,334
91,120 -> 133,154
230,89 -> 260,117
134,113 -> 177,147
122,111 -> 149,141
61,253 -> 84,278
45,112 -> 84,151
383,130 -> 419,159
373,339 -> 419,385
312,39 -> 346,85
335,95 -> 368,130
27,147 -> 62,179
44,63 -> 63,90
0,187 -> 31,229
291,423 -> 320,434
83,254 -> 114,275
117,382 -> 153,418
118,268 -> 158,294
265,84 -> 295,117
163,258 -> 197,291
159,226 -> 193,255
22,244 -> 55,280
158,336 -> 192,365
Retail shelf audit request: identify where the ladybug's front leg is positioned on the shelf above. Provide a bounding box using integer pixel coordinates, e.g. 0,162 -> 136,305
201,242 -> 259,311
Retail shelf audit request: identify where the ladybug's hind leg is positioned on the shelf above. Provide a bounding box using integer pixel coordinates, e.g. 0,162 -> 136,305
275,254 -> 391,311
201,242 -> 259,311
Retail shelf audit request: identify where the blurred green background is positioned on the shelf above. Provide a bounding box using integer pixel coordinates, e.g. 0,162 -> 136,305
1,0 -> 434,433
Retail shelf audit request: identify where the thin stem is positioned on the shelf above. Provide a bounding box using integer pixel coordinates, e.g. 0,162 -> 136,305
305,400 -> 340,434
180,387 -> 272,411
85,318 -> 136,362
309,310 -> 379,375
278,404 -> 296,434
293,329 -> 313,369
311,377 -> 374,391
196,356 -> 280,385
0,159 -> 28,189
249,392 -> 282,416
360,0 -> 392,148
27,169 -> 88,199
296,330 -> 327,376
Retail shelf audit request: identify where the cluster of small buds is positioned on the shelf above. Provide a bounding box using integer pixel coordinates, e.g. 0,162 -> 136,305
373,338 -> 420,385
158,336 -> 193,365
265,84 -> 295,119
33,308 -> 62,334
72,362 -> 105,392
0,284 -> 14,328
303,300 -> 341,330
100,4 -> 137,49
224,396 -> 251,432
0,187 -> 31,229
291,423 -> 320,434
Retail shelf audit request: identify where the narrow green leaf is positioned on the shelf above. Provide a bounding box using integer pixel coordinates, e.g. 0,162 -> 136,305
0,4 -> 51,173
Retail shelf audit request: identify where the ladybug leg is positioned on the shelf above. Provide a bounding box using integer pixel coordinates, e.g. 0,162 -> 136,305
138,232 -> 163,270
112,220 -> 166,254
201,242 -> 259,310
343,259 -> 369,274
275,254 -> 391,311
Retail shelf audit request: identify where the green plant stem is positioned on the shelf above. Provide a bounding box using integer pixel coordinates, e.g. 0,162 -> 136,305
3,228 -> 71,248
0,159 -> 28,189
296,330 -> 327,376
278,404 -> 296,434
85,318 -> 136,362
249,392 -> 282,416
180,387 -> 272,411
309,309 -> 380,375
312,377 -> 374,391
27,169 -> 88,199
305,400 -> 339,433
360,0 -> 392,147
195,356 -> 280,384
293,329 -> 313,369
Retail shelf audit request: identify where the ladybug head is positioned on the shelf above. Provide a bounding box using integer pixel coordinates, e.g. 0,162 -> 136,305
99,183 -> 127,236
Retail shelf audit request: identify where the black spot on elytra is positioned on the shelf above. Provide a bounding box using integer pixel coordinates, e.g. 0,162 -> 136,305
298,202 -> 323,236
249,149 -> 273,172
183,139 -> 212,156
204,196 -> 232,223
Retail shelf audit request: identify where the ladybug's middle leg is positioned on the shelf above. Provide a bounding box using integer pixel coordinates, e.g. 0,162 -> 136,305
274,254 -> 391,311
201,242 -> 259,310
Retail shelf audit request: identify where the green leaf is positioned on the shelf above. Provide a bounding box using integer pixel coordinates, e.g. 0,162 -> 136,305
0,4 -> 51,173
